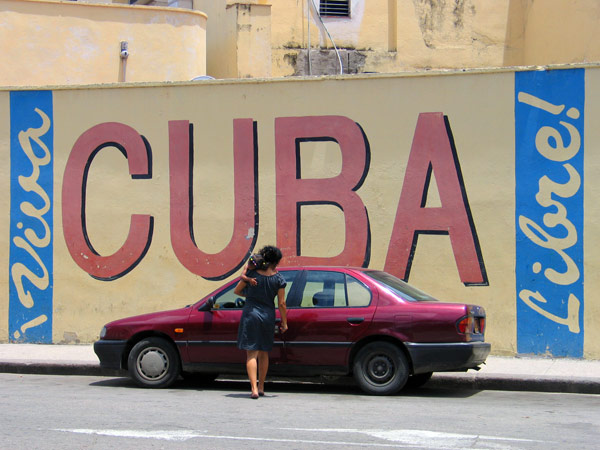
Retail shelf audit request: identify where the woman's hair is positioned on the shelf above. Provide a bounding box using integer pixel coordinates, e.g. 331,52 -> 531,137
259,245 -> 282,266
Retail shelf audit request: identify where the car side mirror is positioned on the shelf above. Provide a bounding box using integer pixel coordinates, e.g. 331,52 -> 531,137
198,297 -> 215,312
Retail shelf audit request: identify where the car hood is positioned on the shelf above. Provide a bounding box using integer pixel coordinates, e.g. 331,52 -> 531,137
105,306 -> 191,327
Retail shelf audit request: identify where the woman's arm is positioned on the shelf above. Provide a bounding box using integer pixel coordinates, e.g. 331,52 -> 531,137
234,279 -> 247,297
277,288 -> 287,333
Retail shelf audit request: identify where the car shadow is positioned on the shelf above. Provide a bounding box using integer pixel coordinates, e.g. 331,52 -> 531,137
89,376 -> 482,398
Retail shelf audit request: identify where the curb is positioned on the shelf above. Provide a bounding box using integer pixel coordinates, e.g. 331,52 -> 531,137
0,362 -> 124,378
427,375 -> 600,395
1,362 -> 599,394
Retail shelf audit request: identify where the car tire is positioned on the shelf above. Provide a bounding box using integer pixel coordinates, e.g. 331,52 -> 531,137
353,342 -> 409,395
128,337 -> 180,388
405,372 -> 433,389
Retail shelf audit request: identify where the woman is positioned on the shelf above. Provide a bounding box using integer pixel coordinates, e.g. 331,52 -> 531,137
234,245 -> 287,399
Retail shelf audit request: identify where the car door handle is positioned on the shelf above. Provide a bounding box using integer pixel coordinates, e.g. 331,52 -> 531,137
274,318 -> 282,335
347,317 -> 364,324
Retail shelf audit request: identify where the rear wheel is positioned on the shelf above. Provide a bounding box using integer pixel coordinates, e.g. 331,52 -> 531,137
353,342 -> 409,395
128,337 -> 180,388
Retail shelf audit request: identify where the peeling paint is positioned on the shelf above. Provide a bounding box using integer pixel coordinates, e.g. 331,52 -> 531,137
412,0 -> 473,49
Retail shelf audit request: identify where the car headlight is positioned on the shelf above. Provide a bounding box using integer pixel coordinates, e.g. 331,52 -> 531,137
99,326 -> 107,339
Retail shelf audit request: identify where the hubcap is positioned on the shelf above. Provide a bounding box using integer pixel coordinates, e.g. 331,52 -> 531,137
137,347 -> 169,381
366,354 -> 394,385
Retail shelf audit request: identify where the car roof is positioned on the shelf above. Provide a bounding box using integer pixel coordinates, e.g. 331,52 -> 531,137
278,266 -> 374,273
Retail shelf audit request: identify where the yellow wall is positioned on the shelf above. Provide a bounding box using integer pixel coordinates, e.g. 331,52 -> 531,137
0,0 -> 207,86
204,0 -> 600,77
521,0 -> 600,66
8,1 -> 600,84
2,66 -> 598,359
195,0 -> 271,78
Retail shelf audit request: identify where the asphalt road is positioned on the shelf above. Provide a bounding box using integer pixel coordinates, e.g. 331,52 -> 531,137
1,373 -> 599,449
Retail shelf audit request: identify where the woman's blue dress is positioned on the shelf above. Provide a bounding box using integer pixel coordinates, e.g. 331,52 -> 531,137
237,271 -> 286,351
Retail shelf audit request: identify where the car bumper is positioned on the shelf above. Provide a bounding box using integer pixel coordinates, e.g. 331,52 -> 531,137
405,341 -> 491,374
94,339 -> 128,370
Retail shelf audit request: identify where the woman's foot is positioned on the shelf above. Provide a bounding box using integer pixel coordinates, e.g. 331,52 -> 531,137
250,392 -> 259,399
258,390 -> 265,397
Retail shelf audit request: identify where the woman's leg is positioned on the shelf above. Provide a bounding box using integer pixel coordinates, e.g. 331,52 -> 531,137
246,350 -> 259,396
257,351 -> 269,394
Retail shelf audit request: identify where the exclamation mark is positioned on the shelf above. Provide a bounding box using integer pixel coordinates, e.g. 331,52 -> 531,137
13,314 -> 48,339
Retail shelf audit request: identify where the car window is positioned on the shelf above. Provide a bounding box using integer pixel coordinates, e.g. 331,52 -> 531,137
275,270 -> 299,307
212,270 -> 300,310
213,284 -> 245,309
296,270 -> 371,308
346,274 -> 371,307
363,270 -> 438,302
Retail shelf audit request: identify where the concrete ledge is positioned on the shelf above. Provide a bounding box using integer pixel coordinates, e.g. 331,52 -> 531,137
0,362 -> 124,378
428,374 -> 600,395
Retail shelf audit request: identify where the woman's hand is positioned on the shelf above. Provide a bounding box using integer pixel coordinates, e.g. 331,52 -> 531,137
279,323 -> 288,334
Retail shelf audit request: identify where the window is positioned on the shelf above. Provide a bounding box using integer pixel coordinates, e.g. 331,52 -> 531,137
212,270 -> 299,309
319,0 -> 350,17
364,270 -> 438,302
279,270 -> 300,307
295,270 -> 371,308
213,284 -> 244,309
346,274 -> 371,307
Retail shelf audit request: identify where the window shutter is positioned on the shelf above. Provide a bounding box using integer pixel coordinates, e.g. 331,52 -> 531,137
319,1 -> 350,17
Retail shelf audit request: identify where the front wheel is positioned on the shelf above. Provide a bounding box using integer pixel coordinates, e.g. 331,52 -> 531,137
128,337 -> 180,388
353,342 -> 409,395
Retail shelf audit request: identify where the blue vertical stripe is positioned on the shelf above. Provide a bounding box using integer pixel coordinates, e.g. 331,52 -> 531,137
515,69 -> 584,357
9,91 -> 54,343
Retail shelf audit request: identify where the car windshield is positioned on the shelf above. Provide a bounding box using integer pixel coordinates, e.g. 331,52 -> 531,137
364,270 -> 438,302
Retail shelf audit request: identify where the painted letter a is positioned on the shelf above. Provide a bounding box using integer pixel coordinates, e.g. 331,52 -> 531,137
384,113 -> 487,286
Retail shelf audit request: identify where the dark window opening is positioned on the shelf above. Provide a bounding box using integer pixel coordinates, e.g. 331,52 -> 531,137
319,0 -> 350,17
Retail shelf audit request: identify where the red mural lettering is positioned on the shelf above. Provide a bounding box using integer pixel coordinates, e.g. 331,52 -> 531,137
62,122 -> 153,280
384,113 -> 488,286
275,116 -> 370,266
169,119 -> 258,280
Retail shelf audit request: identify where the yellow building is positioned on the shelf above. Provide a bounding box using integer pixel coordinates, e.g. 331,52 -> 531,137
126,0 -> 600,78
199,0 -> 600,77
4,0 -> 600,85
0,0 -> 207,86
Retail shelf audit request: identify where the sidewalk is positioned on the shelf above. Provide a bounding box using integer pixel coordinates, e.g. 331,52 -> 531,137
0,343 -> 599,394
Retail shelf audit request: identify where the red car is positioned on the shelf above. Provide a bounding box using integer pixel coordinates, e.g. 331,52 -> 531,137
94,267 -> 490,395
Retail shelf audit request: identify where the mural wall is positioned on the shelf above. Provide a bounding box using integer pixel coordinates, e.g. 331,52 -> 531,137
2,66 -> 599,359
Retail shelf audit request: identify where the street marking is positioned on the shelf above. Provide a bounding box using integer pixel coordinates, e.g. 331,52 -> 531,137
53,429 -> 204,442
54,427 -> 553,448
280,428 -> 551,448
52,428 -> 444,448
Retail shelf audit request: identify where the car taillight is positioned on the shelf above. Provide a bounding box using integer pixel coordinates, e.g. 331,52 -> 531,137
457,315 -> 485,335
457,316 -> 473,334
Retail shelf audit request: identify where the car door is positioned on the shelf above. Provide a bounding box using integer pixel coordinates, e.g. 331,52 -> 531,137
186,271 -> 300,365
186,281 -> 247,364
282,269 -> 376,368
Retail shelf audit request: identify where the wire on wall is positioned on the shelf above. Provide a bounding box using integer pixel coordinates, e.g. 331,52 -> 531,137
308,0 -> 344,75
307,0 -> 312,75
